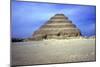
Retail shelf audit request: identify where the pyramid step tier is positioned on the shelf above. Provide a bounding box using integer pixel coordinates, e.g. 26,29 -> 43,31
33,32 -> 80,39
41,24 -> 76,28
39,28 -> 79,30
51,17 -> 68,19
33,28 -> 80,34
45,22 -> 73,25
33,31 -> 80,35
50,19 -> 72,22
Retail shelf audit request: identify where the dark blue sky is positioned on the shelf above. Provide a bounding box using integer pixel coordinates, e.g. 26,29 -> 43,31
12,0 -> 96,38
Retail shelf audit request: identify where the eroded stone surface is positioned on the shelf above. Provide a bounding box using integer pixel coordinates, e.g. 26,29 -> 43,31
32,14 -> 81,40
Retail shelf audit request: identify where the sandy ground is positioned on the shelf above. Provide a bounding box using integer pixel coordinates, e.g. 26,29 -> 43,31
11,38 -> 96,66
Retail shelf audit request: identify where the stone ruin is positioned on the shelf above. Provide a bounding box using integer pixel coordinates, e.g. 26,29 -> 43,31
32,14 -> 81,40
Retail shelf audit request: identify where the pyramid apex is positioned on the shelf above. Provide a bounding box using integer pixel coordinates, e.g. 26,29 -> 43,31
52,13 -> 68,19
55,14 -> 65,16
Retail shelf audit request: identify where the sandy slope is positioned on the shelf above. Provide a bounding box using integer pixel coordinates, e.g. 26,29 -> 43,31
11,38 -> 96,66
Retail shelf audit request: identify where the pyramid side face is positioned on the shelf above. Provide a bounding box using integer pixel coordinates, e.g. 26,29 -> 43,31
32,14 -> 81,40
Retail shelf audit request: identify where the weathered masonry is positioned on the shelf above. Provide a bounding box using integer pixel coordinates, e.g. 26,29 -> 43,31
32,14 -> 81,40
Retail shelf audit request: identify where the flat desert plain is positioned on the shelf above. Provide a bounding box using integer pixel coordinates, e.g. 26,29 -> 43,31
11,38 -> 96,66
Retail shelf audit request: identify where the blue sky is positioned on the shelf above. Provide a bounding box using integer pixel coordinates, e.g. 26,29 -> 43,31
11,0 -> 96,38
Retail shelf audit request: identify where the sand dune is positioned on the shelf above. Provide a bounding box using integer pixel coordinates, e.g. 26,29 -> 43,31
11,38 -> 96,66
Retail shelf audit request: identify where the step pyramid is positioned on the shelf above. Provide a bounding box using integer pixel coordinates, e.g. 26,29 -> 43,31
32,14 -> 81,40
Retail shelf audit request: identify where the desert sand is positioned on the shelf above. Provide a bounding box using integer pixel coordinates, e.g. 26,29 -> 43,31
11,38 -> 96,66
